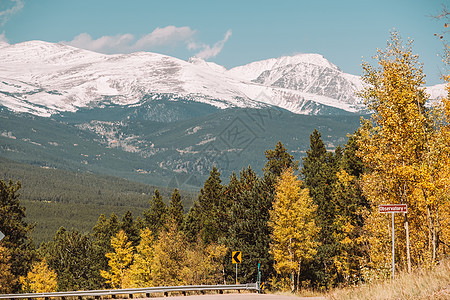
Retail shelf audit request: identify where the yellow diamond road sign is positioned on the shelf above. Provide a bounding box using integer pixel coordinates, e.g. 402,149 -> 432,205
232,251 -> 241,264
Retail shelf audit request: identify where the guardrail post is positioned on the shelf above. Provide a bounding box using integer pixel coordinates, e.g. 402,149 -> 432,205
128,294 -> 133,299
164,292 -> 168,297
145,293 -> 150,298
181,291 -> 186,296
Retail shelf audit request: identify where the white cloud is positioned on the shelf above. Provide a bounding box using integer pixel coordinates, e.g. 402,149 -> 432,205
62,26 -> 196,54
63,33 -> 135,53
134,26 -> 196,49
61,26 -> 232,60
193,29 -> 232,60
0,0 -> 23,26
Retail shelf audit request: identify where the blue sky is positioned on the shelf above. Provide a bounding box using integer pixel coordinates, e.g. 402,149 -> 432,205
1,0 -> 448,85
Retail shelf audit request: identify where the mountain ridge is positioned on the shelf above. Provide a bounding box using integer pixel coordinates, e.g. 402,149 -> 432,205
4,40 -> 436,117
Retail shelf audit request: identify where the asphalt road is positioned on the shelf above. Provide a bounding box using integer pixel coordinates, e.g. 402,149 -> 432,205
138,293 -> 326,300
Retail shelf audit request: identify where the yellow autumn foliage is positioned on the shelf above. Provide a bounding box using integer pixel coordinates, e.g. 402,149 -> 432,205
20,259 -> 57,293
100,230 -> 134,288
123,228 -> 154,288
269,167 -> 319,291
0,246 -> 16,293
357,31 -> 450,273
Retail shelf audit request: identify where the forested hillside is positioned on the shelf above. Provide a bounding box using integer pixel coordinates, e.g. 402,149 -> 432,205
0,157 -> 196,244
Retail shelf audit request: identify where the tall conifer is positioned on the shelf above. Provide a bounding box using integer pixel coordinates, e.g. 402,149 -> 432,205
0,180 -> 35,292
301,130 -> 340,287
169,189 -> 184,230
143,190 -> 168,237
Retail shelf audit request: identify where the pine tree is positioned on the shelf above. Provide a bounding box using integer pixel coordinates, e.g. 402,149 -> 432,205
41,227 -> 100,291
342,132 -> 365,178
263,141 -> 298,178
183,201 -> 203,243
301,129 -> 340,287
269,168 -> 319,292
120,211 -> 140,247
143,190 -> 168,237
169,189 -> 184,230
330,170 -> 368,284
0,245 -> 16,293
225,166 -> 275,284
196,167 -> 227,244
0,179 -> 35,292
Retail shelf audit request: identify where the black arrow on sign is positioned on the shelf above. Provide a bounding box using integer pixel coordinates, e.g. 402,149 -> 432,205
233,251 -> 241,264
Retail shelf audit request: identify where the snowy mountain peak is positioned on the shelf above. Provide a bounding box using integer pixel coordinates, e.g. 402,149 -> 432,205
1,40 -> 104,67
274,53 -> 338,70
227,53 -> 338,81
0,40 -> 445,117
188,56 -> 227,73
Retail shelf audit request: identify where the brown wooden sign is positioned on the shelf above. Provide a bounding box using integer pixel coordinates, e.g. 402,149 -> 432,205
379,204 -> 407,213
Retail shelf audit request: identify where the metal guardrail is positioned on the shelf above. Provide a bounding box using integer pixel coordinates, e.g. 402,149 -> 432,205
0,283 -> 259,299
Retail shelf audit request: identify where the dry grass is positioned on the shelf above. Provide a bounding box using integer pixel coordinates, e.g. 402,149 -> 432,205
328,259 -> 450,300
269,289 -> 327,298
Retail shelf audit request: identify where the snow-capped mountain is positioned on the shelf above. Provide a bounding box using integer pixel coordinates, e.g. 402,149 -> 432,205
0,41 -> 268,116
0,40 -> 446,117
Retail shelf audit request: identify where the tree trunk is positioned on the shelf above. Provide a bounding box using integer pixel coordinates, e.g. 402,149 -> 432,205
402,180 -> 411,272
426,205 -> 435,264
404,214 -> 411,273
289,237 -> 294,292
291,271 -> 295,293
432,207 -> 437,262
296,259 -> 301,293
222,267 -> 226,285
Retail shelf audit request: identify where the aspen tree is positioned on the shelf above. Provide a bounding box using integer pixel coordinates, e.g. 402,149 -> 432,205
100,230 -> 134,288
357,31 -> 449,270
269,168 -> 319,292
20,259 -> 57,293
125,228 -> 154,287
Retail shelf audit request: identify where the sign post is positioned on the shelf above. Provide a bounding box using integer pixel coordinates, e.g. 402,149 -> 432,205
0,231 -> 4,242
232,251 -> 241,284
379,204 -> 407,279
257,262 -> 261,293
